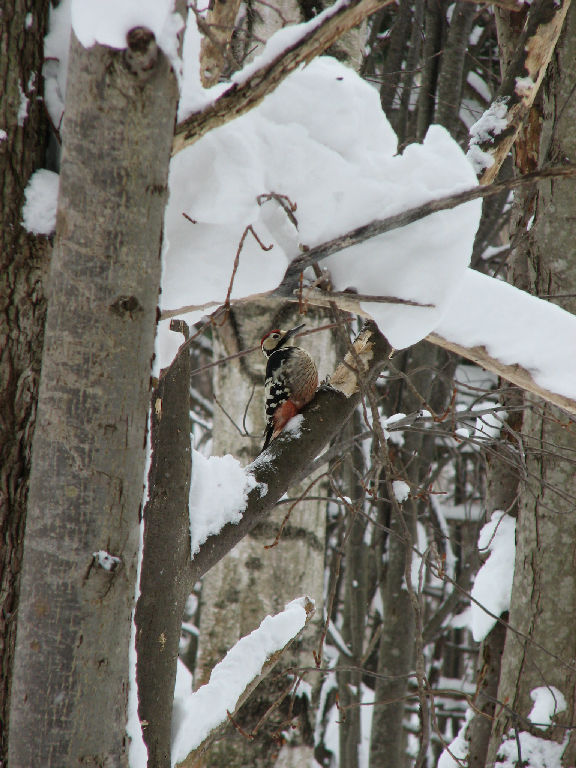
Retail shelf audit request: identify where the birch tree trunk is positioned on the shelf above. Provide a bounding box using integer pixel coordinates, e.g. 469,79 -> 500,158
486,7 -> 576,765
8,30 -> 179,766
192,304 -> 336,768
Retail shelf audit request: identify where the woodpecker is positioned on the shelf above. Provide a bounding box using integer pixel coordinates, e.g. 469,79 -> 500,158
260,323 -> 318,451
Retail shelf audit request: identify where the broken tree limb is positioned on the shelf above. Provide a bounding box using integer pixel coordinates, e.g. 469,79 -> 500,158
471,0 -> 572,184
172,0 -> 393,154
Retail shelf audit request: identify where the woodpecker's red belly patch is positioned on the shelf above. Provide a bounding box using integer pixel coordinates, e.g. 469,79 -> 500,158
271,400 -> 299,439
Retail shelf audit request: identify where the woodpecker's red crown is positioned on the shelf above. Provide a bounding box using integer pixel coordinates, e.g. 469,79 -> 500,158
260,324 -> 305,355
260,329 -> 282,350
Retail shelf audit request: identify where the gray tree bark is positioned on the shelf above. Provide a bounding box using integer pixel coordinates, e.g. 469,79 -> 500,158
337,412 -> 370,768
370,342 -> 455,768
8,29 -> 179,766
135,322 -> 193,768
466,388 -> 522,768
486,6 -> 576,765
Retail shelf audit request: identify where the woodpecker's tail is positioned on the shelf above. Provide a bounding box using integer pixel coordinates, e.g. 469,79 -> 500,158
262,422 -> 274,452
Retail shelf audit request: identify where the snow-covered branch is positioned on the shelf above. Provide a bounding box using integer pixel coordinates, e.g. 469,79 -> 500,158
172,597 -> 315,766
173,0 -> 392,154
295,271 -> 576,418
277,164 -> 576,290
188,322 -> 389,584
468,0 -> 572,183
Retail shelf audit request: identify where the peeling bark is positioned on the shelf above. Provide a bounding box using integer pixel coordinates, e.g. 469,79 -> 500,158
475,0 -> 572,185
486,6 -> 576,764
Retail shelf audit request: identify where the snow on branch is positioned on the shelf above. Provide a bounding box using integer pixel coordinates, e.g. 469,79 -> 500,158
467,0 -> 572,184
277,164 -> 576,290
172,0 -> 392,154
294,269 -> 576,418
171,596 -> 315,766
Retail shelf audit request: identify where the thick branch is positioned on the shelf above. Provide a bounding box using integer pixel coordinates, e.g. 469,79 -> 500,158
176,599 -> 315,766
172,0 -> 392,154
188,323 -> 390,585
427,331 -> 576,417
291,288 -> 576,417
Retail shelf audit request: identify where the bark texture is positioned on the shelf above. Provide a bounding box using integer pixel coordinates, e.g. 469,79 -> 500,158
466,388 -> 522,768
8,30 -> 178,766
477,0 -> 572,185
370,342 -> 455,768
487,7 -> 576,764
135,322 -> 193,768
0,0 -> 51,759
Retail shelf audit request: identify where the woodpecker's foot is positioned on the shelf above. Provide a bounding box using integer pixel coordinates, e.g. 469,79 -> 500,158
318,381 -> 339,393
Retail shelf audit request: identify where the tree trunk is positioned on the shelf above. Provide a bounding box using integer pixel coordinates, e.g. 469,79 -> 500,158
0,0 -> 51,759
135,321 -> 193,768
434,1 -> 475,137
370,342 -> 455,768
337,413 -> 370,768
192,305 -> 335,768
486,7 -> 576,765
8,30 -> 178,766
466,388 -> 522,768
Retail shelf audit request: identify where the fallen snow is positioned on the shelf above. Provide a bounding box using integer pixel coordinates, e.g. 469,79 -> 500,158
188,449 -> 259,556
92,550 -> 121,571
470,511 -> 516,642
515,75 -> 535,102
467,97 -> 509,173
171,597 -> 311,764
528,686 -> 567,730
393,480 -> 410,503
381,412 -> 407,446
472,402 -> 506,441
437,708 -> 472,768
21,169 -> 59,235
494,731 -> 568,768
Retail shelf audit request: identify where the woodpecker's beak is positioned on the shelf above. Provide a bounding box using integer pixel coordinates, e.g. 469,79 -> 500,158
282,323 -> 305,343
